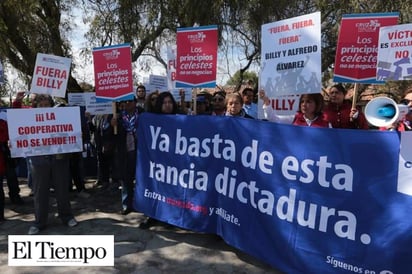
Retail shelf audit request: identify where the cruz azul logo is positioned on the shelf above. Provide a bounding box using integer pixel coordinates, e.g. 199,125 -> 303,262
8,235 -> 114,266
187,32 -> 206,43
355,19 -> 381,32
102,49 -> 121,60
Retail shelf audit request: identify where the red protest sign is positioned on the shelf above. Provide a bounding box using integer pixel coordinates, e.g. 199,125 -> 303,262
333,12 -> 398,83
176,25 -> 218,88
93,43 -> 134,101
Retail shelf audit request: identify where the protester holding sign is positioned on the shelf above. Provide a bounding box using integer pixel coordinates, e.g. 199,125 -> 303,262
260,90 -> 328,127
194,91 -> 211,115
111,97 -> 139,215
139,91 -> 181,229
323,84 -> 369,129
259,90 -> 295,124
27,94 -> 78,235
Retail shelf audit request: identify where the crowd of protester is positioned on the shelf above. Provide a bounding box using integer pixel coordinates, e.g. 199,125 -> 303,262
1,83 -> 411,233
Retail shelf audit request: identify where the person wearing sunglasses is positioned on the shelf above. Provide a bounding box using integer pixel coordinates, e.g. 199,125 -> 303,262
211,91 -> 226,116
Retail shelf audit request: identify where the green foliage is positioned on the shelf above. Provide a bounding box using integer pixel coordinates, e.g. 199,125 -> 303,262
0,0 -> 81,93
3,0 -> 412,97
226,70 -> 258,89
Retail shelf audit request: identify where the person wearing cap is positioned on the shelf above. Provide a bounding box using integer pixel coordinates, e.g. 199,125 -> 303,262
323,84 -> 368,129
194,93 -> 210,115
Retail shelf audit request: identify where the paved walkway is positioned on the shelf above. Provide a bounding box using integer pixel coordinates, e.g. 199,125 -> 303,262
0,179 -> 284,274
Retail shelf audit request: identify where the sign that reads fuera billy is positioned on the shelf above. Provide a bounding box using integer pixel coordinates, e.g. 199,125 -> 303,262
30,53 -> 71,98
175,25 -> 218,88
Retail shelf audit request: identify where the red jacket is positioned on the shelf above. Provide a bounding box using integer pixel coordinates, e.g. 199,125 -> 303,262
323,101 -> 369,129
292,112 -> 330,127
12,100 -> 22,108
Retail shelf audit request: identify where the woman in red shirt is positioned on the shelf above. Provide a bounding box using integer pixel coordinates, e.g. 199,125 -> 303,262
323,84 -> 369,129
292,93 -> 330,128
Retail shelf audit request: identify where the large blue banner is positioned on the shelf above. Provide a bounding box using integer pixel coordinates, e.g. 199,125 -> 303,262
135,113 -> 412,273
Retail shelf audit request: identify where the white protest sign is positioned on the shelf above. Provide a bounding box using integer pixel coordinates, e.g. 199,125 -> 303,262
30,53 -> 71,98
7,107 -> 82,157
149,74 -> 168,91
84,92 -> 113,115
260,12 -> 321,96
377,23 -> 412,81
68,92 -> 86,106
167,45 -> 177,90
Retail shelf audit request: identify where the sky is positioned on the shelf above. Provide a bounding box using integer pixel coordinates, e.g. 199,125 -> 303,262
69,8 -> 167,87
3,8 -> 165,95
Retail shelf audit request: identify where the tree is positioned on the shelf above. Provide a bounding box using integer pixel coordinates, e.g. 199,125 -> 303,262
80,0 -> 226,80
0,0 -> 83,94
3,0 -> 412,100
226,70 -> 258,88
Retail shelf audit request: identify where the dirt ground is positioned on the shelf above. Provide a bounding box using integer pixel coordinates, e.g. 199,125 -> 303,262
0,178 -> 284,274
